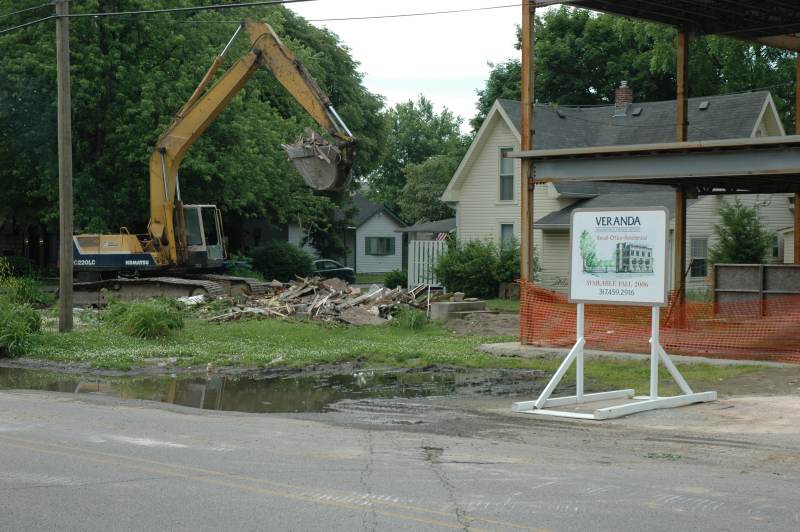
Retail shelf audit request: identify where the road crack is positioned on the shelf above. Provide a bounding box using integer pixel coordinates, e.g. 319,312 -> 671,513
421,444 -> 471,531
360,429 -> 377,532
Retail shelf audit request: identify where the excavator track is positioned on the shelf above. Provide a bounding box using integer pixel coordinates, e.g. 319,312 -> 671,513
195,274 -> 273,298
73,276 -> 226,307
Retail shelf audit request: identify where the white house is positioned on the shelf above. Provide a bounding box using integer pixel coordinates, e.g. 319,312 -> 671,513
288,193 -> 406,274
779,226 -> 796,264
442,86 -> 792,292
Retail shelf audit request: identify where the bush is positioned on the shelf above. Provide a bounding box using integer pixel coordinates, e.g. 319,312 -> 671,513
103,298 -> 184,339
392,307 -> 428,330
249,241 -> 313,282
433,240 -> 501,299
0,257 -> 54,307
384,268 -> 407,289
434,239 -> 538,298
1,256 -> 33,277
0,299 -> 41,357
497,239 -> 521,284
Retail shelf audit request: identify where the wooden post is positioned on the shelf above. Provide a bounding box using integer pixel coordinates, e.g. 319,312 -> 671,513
674,32 -> 689,326
520,0 -> 536,280
794,55 -> 800,265
56,0 -> 73,332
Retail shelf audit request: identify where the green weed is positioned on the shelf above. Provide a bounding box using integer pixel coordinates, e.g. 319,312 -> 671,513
0,299 -> 41,357
103,298 -> 185,339
392,307 -> 428,330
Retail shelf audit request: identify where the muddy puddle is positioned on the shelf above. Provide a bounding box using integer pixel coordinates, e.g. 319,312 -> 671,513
0,367 -> 551,414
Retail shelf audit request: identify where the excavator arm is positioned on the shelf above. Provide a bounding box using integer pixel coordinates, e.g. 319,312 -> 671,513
147,20 -> 356,265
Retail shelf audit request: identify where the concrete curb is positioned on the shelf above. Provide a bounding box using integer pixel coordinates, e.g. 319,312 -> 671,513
477,342 -> 793,367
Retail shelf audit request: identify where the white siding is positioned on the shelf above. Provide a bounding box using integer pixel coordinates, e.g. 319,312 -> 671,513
539,230 -> 570,291
355,212 -> 403,273
453,115 -> 573,259
784,230 -> 795,264
456,116 -> 521,243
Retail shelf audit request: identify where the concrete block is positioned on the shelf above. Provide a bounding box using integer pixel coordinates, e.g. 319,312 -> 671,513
430,301 -> 487,321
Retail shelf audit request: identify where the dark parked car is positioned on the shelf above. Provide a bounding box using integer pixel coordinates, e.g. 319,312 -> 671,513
312,259 -> 356,284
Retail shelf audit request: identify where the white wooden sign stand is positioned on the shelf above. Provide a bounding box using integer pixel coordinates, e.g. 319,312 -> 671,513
512,303 -> 716,420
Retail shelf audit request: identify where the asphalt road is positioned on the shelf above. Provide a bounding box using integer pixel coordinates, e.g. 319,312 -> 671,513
1,390 -> 799,531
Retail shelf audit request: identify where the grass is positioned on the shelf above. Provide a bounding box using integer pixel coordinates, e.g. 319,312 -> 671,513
25,318 -> 514,371
356,273 -> 386,285
486,298 -> 520,312
19,315 -> 765,397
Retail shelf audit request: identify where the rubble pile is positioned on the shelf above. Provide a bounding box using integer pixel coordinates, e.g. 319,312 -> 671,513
204,277 -> 429,325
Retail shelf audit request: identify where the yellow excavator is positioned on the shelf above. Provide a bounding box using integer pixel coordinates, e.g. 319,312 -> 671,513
72,20 -> 356,304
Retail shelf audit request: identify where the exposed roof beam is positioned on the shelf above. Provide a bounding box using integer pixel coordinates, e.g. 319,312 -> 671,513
745,34 -> 800,52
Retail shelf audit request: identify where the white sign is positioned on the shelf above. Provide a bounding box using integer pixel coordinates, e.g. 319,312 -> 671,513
569,207 -> 669,306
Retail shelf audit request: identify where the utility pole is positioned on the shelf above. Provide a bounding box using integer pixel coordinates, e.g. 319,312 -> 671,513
519,0 -> 535,280
56,0 -> 73,332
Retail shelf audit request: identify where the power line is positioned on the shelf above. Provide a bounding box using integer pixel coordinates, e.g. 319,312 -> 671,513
0,14 -> 54,35
63,0 -> 318,19
1,1 -> 528,35
304,4 -> 520,23
0,3 -> 50,20
0,0 -> 318,35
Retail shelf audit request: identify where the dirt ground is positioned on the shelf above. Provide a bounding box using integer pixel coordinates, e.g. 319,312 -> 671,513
447,311 -> 520,336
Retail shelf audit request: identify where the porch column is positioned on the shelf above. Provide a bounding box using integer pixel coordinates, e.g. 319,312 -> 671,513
520,0 -> 536,280
674,32 -> 689,325
795,54 -> 800,264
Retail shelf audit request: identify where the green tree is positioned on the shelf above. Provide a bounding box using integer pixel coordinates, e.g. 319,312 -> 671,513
397,155 -> 458,223
0,2 -> 385,254
472,7 -> 796,131
709,200 -> 774,264
579,230 -> 598,269
368,96 -> 466,216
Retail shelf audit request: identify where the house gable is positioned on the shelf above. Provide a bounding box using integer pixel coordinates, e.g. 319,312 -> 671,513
751,92 -> 786,137
441,100 -> 519,203
355,211 -> 404,274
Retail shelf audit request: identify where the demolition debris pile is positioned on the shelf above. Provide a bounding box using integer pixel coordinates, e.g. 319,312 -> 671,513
202,277 -> 429,325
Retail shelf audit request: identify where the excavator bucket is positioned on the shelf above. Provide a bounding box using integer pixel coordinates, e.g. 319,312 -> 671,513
283,131 -> 354,191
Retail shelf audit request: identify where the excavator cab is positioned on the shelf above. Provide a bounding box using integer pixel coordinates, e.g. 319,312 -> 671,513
182,204 -> 226,271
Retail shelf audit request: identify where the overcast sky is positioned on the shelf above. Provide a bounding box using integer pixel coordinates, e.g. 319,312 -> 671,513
288,0 -> 529,130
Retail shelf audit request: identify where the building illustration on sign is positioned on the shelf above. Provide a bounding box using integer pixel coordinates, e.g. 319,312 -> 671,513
615,243 -> 654,273
578,230 -> 654,276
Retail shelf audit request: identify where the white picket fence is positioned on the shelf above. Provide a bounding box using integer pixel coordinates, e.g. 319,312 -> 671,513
407,240 -> 446,288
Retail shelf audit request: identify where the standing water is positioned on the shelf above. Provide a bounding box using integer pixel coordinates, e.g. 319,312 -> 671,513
0,367 -> 548,414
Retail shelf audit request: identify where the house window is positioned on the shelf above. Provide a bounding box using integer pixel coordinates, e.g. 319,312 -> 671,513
365,237 -> 395,256
500,224 -> 515,247
772,234 -> 781,260
499,147 -> 514,201
690,238 -> 708,278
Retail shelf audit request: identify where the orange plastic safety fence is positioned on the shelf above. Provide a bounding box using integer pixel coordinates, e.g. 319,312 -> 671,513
519,280 -> 800,364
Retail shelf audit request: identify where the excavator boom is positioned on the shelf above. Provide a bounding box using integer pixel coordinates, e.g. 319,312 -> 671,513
148,20 -> 357,266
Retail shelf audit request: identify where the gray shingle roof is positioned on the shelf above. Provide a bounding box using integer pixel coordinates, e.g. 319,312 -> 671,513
498,91 -> 768,148
340,193 -> 405,228
395,218 -> 456,233
535,189 -> 678,228
495,91 -> 769,224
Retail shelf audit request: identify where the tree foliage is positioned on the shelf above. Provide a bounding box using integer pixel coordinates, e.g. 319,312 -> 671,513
709,200 -> 774,264
367,96 -> 467,219
250,240 -> 313,282
397,155 -> 458,223
0,1 -> 386,252
579,230 -> 598,269
472,7 -> 796,131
